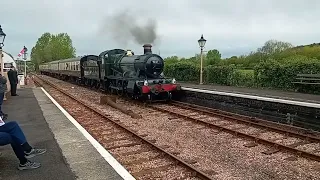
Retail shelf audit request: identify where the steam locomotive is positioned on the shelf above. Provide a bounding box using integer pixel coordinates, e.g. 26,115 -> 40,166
39,44 -> 180,102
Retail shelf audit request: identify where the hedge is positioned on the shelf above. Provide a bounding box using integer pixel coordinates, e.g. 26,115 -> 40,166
230,69 -> 255,87
205,65 -> 235,85
254,57 -> 320,91
164,63 -> 254,87
164,56 -> 320,93
164,62 -> 200,82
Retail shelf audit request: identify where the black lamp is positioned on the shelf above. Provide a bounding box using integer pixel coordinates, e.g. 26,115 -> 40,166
198,34 -> 206,48
0,25 -> 6,48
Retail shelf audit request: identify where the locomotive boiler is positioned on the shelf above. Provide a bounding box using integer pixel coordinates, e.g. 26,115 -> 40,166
100,44 -> 180,101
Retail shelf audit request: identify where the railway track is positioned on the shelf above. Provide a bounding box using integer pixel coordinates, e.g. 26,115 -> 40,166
146,101 -> 320,162
35,74 -> 320,162
32,74 -> 320,179
33,75 -> 214,180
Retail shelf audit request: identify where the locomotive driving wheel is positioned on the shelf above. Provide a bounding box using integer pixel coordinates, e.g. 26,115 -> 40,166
126,92 -> 133,99
95,82 -> 100,90
108,81 -> 115,94
146,94 -> 153,103
166,92 -> 172,102
117,81 -> 123,96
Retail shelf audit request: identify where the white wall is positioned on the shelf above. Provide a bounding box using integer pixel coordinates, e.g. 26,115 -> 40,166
2,51 -> 17,72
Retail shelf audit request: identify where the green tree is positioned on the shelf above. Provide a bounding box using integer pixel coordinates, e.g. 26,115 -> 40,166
31,32 -> 76,71
49,33 -> 76,60
206,49 -> 221,65
164,56 -> 179,64
30,32 -> 52,70
257,39 -> 293,56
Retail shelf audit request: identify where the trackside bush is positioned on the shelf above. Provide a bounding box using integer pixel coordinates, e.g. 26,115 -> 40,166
205,65 -> 235,85
164,62 -> 200,82
255,57 -> 320,90
163,41 -> 320,94
164,56 -> 320,93
164,64 -> 256,87
230,69 -> 255,87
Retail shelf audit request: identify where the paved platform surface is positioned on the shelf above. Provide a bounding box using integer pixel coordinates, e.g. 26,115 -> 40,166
0,87 -> 127,180
181,82 -> 320,104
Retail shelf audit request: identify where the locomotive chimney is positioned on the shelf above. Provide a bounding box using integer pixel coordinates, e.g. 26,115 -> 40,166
143,44 -> 152,54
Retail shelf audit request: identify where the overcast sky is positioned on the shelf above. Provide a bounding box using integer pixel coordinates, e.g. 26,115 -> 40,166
1,0 -> 320,60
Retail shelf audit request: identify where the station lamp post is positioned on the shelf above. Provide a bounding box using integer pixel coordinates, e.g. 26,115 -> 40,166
0,25 -> 6,76
198,34 -> 206,85
23,46 -> 28,78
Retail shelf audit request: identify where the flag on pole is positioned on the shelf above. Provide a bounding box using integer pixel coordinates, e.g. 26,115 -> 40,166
17,48 -> 25,57
17,46 -> 27,57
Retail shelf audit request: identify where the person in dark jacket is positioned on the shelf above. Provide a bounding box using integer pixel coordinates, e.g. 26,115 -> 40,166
8,66 -> 18,96
0,74 -> 8,119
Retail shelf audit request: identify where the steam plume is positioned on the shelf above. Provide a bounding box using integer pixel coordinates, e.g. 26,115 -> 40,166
100,11 -> 158,46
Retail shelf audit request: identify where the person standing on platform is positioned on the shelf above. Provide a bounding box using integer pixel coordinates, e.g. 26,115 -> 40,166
0,73 -> 8,119
8,66 -> 18,96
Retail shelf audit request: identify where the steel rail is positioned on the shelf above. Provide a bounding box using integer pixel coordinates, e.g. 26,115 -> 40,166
147,103 -> 320,162
33,75 -> 214,180
170,101 -> 320,142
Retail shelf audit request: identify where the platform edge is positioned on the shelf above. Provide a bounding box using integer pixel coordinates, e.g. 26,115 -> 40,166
182,87 -> 320,109
40,87 -> 136,180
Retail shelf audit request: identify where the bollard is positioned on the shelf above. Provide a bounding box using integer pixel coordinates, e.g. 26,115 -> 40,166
3,72 -> 10,100
25,76 -> 28,85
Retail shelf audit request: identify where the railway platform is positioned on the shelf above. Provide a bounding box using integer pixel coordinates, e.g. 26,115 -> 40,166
0,87 -> 134,180
181,82 -> 320,107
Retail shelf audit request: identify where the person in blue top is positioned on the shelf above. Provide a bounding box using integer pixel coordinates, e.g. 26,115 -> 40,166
0,120 -> 46,170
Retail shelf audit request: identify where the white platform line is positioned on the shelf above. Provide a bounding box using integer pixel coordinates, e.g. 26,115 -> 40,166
182,87 -> 320,109
40,87 -> 136,180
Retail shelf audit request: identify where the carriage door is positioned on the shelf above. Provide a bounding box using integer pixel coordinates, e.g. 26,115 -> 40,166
98,58 -> 102,80
80,58 -> 84,78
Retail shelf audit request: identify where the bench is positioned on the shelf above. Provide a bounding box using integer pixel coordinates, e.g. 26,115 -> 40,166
292,74 -> 320,85
292,74 -> 320,93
